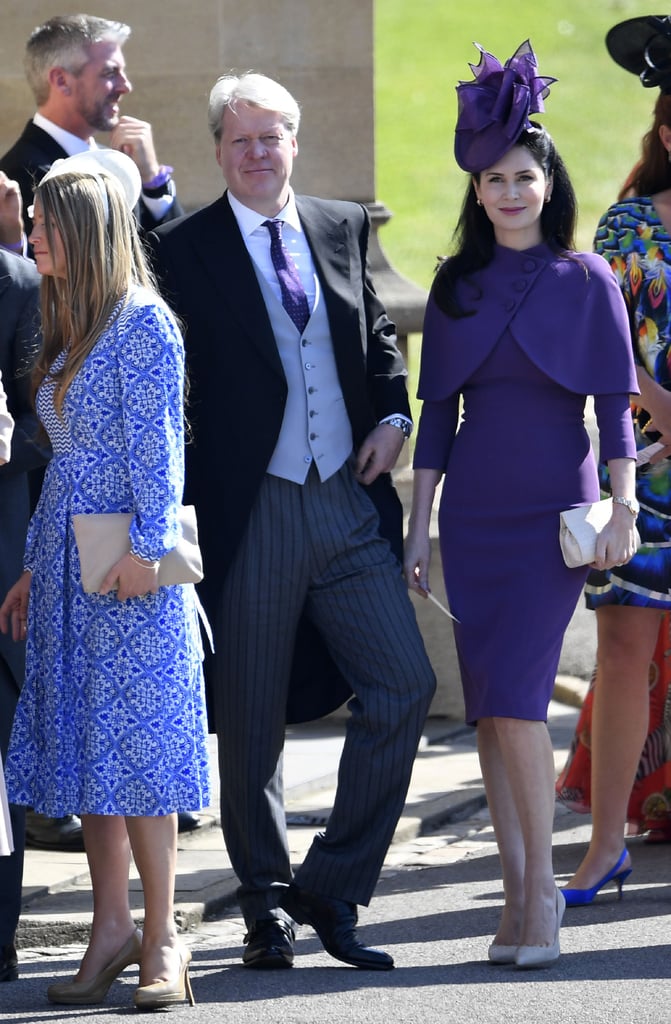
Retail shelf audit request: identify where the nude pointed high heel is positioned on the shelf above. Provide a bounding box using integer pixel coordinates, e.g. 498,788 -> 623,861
515,889 -> 565,969
487,943 -> 518,964
133,947 -> 194,1010
47,928 -> 142,1005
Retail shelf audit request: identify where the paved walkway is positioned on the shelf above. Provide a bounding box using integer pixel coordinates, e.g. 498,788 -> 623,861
16,676 -> 587,948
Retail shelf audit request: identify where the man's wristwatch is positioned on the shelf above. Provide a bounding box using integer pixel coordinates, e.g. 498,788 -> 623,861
612,495 -> 639,518
385,416 -> 412,440
142,177 -> 176,199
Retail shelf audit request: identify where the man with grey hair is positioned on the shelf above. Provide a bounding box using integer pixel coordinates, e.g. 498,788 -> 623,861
0,13 -> 182,241
149,72 -> 436,973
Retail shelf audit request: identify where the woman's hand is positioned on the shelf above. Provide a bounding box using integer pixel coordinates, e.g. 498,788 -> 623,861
404,468 -> 442,598
0,570 -> 32,641
592,505 -> 639,571
404,526 -> 432,598
596,456 -> 638,569
99,552 -> 159,601
0,172 -> 24,248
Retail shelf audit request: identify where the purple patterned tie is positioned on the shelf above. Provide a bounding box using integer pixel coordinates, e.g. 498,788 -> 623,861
263,219 -> 310,333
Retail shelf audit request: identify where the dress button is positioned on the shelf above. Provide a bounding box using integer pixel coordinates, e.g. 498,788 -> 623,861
301,338 -> 309,346
304,362 -> 312,370
504,299 -> 516,312
304,455 -> 312,463
523,259 -> 536,272
309,433 -> 318,441
308,386 -> 317,394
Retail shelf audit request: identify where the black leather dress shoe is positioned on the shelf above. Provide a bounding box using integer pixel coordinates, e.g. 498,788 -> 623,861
281,885 -> 394,970
0,944 -> 18,982
25,812 -> 85,852
177,811 -> 202,833
242,919 -> 295,969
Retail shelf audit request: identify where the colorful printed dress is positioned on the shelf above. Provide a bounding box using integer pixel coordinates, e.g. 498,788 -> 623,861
556,198 -> 671,838
5,287 -> 211,818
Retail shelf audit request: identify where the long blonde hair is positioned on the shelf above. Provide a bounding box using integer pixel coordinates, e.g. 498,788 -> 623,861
32,171 -> 154,413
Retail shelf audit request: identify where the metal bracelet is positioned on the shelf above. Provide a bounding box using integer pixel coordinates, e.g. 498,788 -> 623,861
129,551 -> 160,569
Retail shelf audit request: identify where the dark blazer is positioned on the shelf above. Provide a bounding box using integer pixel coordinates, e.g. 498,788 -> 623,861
148,193 -> 411,722
0,120 -> 184,234
0,250 -> 46,694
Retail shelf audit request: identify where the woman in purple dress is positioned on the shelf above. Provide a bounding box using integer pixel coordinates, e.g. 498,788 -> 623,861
404,42 -> 638,969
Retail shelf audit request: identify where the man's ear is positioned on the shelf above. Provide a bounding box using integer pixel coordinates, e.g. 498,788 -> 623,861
48,67 -> 72,96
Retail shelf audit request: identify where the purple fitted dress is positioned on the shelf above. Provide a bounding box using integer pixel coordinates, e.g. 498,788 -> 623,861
414,243 -> 637,725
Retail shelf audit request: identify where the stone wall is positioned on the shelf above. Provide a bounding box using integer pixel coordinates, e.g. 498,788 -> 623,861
0,1 -> 375,209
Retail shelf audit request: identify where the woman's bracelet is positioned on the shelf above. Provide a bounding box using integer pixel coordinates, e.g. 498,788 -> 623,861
129,551 -> 160,570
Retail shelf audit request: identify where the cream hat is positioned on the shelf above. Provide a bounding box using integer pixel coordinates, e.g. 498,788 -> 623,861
38,149 -> 142,212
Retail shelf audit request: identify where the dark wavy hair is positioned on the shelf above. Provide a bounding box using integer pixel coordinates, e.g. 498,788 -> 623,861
433,123 -> 578,318
619,91 -> 671,199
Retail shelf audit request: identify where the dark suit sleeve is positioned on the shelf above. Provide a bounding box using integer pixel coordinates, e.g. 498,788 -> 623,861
137,193 -> 184,232
357,207 -> 412,423
0,257 -> 49,478
0,124 -> 68,235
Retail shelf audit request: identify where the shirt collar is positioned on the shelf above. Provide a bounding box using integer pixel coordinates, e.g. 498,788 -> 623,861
227,189 -> 302,239
33,113 -> 96,156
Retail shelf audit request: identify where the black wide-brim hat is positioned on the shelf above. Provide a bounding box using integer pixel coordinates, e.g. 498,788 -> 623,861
606,14 -> 671,92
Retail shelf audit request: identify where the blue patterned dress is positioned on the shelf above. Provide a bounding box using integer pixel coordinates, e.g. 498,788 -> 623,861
586,197 -> 671,608
5,287 -> 211,817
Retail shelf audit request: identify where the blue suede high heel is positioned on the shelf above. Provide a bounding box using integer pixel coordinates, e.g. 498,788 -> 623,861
562,848 -> 632,907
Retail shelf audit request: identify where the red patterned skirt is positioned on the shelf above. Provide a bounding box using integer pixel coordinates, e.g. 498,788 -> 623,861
556,612 -> 671,840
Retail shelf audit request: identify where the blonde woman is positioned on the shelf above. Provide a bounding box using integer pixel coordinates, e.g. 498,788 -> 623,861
0,151 -> 209,1009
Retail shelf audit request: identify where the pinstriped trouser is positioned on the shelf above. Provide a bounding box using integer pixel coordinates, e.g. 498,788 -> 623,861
213,461 -> 436,926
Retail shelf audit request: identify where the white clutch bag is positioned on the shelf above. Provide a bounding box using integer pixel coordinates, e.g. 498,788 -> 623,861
72,504 -> 203,593
559,498 -> 639,568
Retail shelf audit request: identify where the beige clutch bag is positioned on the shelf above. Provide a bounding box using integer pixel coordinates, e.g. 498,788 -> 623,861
72,505 -> 203,593
559,498 -> 639,568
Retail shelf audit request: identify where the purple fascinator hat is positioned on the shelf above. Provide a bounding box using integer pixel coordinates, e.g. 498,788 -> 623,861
454,39 -> 556,173
606,15 -> 671,93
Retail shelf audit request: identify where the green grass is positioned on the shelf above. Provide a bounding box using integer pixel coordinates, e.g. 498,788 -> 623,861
375,0 -> 657,291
